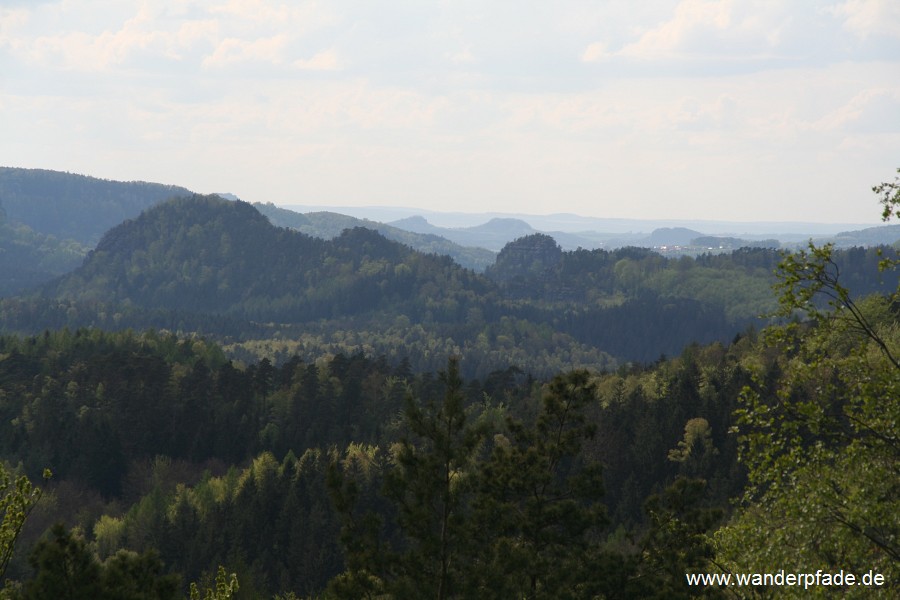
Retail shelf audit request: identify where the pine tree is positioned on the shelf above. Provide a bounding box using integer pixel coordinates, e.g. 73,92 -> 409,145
469,370 -> 608,599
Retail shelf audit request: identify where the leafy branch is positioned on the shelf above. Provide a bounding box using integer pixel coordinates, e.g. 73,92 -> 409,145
0,466 -> 51,585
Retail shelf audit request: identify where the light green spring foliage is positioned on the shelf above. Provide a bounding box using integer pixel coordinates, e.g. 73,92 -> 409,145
874,167 -> 900,225
715,171 -> 900,598
0,466 -> 50,590
189,566 -> 238,600
717,316 -> 899,598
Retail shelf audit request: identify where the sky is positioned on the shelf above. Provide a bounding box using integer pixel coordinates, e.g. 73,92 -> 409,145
1,0 -> 899,224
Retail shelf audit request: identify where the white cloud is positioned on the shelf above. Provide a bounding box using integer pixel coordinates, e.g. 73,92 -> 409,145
23,10 -> 154,69
672,94 -> 738,131
5,3 -> 217,70
3,0 -> 335,72
581,0 -> 808,64
2,1 -> 899,222
172,19 -> 219,55
293,49 -> 340,71
619,0 -> 734,59
580,41 -> 609,63
812,87 -> 900,132
446,48 -> 475,65
209,0 -> 294,24
0,7 -> 29,46
207,0 -> 336,35
202,34 -> 287,68
832,0 -> 900,38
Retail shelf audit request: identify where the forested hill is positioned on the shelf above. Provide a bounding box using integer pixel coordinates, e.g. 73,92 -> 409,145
0,205 -> 87,297
2,197 -> 893,373
253,201 -> 496,272
47,195 -> 491,320
486,233 -> 897,317
16,195 -> 732,369
0,167 -> 192,245
1,195 -> 618,375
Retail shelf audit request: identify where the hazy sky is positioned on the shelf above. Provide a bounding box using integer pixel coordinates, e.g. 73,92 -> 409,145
2,1 -> 899,223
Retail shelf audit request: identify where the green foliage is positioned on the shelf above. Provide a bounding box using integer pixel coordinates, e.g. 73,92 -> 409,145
329,357 -> 489,599
874,168 -> 900,275
17,166 -> 900,599
874,167 -> 900,223
100,549 -> 181,600
639,478 -> 724,599
14,523 -> 180,600
189,566 -> 238,600
775,242 -> 899,370
667,418 -> 719,478
486,233 -> 562,282
0,315 -> 815,598
2,191 -> 895,369
85,448 -> 347,598
17,524 -> 102,599
717,307 -> 900,597
328,362 -> 624,599
0,466 -> 49,586
468,370 -> 609,599
0,321 -> 759,596
390,358 -> 489,599
716,171 -> 900,598
0,218 -> 87,296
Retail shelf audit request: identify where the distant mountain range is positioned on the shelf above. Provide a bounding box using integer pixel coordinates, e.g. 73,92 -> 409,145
279,204 -> 894,252
280,203 -> 884,238
253,203 -> 495,271
1,167 -> 898,302
17,194 -> 625,374
379,215 -> 900,252
2,183 -> 896,370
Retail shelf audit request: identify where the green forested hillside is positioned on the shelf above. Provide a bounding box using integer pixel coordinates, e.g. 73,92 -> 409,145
0,327 -> 744,596
486,234 -> 895,321
0,168 -> 192,296
0,167 -> 192,246
2,288 -> 895,597
829,223 -> 900,247
14,195 -> 613,376
2,194 -> 895,373
49,196 -> 487,318
0,204 -> 87,296
1,171 -> 898,599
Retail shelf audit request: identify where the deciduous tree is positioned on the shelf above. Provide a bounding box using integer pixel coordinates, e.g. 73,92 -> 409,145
715,171 -> 900,598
